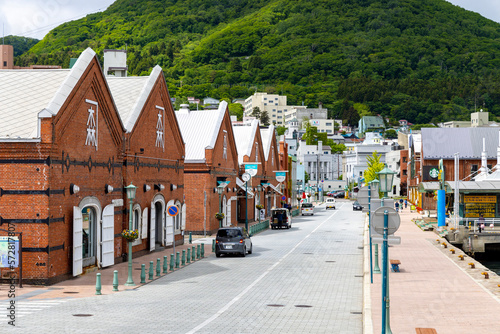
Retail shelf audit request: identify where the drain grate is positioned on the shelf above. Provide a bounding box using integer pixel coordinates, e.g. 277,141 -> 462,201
335,241 -> 343,243
73,314 -> 93,317
354,275 -> 363,277
135,268 -> 142,270
295,305 -> 312,308
267,304 -> 285,307
357,246 -> 363,249
351,311 -> 362,315
325,261 -> 336,263
303,252 -> 313,255
63,291 -> 79,294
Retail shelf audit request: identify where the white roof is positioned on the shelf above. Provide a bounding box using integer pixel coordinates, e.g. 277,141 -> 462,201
175,101 -> 227,162
260,124 -> 275,161
0,48 -> 96,139
107,65 -> 162,131
233,119 -> 259,164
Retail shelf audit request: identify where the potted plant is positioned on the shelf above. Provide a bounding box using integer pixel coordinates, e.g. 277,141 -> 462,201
121,229 -> 139,241
256,204 -> 264,210
215,212 -> 225,221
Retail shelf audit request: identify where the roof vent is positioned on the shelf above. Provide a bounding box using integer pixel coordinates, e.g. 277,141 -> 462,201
179,104 -> 190,113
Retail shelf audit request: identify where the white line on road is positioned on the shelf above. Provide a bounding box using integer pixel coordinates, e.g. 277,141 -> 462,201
186,208 -> 342,334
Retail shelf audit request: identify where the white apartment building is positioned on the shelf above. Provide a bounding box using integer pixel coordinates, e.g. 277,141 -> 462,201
306,119 -> 342,135
244,92 -> 289,126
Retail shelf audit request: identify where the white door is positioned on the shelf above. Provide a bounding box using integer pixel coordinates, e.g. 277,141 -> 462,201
165,201 -> 174,246
142,208 -> 148,239
226,199 -> 232,226
101,204 -> 115,268
150,202 -> 156,251
181,203 -> 186,230
73,207 -> 83,276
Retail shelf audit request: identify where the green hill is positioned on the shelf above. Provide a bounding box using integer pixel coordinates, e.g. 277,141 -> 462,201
13,0 -> 500,125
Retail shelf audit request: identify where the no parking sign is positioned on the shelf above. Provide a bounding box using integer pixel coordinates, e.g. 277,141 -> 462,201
167,205 -> 179,217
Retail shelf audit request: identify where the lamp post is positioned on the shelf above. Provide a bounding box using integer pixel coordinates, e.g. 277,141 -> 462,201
217,185 -> 224,228
124,183 -> 137,286
369,179 -> 381,276
376,164 -> 395,334
256,183 -> 262,223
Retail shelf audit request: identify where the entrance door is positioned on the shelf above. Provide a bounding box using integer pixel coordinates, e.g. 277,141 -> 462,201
101,204 -> 115,268
155,202 -> 163,247
81,206 -> 97,268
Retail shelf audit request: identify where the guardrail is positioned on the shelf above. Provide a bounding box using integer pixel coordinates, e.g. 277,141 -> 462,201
249,219 -> 269,235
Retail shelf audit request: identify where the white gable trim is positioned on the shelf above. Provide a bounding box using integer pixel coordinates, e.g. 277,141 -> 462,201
46,48 -> 96,116
207,101 -> 228,150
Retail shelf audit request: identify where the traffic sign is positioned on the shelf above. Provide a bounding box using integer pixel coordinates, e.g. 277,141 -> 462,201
167,205 -> 179,217
372,207 -> 400,235
281,195 -> 286,201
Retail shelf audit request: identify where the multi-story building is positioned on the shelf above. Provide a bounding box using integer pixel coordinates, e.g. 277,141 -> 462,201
244,92 -> 290,126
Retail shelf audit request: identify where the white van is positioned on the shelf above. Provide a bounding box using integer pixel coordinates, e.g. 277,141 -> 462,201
325,198 -> 336,210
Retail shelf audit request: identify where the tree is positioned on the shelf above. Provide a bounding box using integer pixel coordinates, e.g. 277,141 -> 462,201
251,106 -> 261,118
304,171 -> 310,184
276,126 -> 287,136
383,129 -> 398,139
260,110 -> 270,126
228,103 -> 244,121
364,151 -> 385,192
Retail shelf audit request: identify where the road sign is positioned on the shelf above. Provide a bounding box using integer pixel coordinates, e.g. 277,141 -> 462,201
372,207 -> 400,235
275,171 -> 286,183
167,205 -> 179,217
242,172 -> 251,182
281,195 -> 286,201
371,235 -> 401,245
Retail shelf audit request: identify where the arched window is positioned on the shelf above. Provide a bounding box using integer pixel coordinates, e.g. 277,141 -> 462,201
132,203 -> 142,245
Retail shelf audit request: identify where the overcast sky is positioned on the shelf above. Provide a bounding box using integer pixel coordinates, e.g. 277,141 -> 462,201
1,0 -> 500,40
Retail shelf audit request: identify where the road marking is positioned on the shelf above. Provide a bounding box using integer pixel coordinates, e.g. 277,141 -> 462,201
187,208 -> 342,334
0,299 -> 70,318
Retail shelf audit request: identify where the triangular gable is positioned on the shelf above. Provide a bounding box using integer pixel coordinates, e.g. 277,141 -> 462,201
212,103 -> 239,169
51,49 -> 125,148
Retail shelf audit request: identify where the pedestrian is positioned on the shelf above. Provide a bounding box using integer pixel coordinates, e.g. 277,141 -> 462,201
399,198 -> 404,211
478,214 -> 485,233
395,201 -> 399,212
404,199 -> 408,208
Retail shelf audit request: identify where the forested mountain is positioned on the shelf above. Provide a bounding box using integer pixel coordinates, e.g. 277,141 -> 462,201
13,0 -> 500,125
3,36 -> 39,56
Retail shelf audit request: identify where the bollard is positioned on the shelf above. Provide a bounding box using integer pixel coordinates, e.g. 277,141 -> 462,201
170,254 -> 175,271
182,250 -> 186,266
163,256 -> 168,274
96,273 -> 102,295
196,244 -> 200,259
187,248 -> 191,264
212,239 -> 216,252
140,264 -> 146,284
156,258 -> 161,277
113,270 -> 119,291
148,261 -> 154,280
189,232 -> 192,244
201,243 -> 205,258
192,246 -> 196,262
175,251 -> 180,268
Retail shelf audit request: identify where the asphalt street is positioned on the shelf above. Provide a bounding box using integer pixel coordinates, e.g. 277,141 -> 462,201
2,200 -> 365,334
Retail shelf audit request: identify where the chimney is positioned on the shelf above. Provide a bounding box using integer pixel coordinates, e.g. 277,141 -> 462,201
480,137 -> 487,174
178,104 -> 190,114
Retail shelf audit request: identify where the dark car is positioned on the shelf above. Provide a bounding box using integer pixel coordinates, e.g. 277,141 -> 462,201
333,191 -> 345,198
215,227 -> 252,257
353,201 -> 363,211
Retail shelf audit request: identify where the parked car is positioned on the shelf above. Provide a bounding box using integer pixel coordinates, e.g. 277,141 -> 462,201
301,202 -> 314,215
215,227 -> 252,257
326,191 -> 335,197
271,208 -> 292,229
325,198 -> 336,210
333,191 -> 345,198
353,201 -> 363,211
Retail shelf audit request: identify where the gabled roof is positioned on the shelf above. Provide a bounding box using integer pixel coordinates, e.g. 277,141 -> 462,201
0,48 -> 96,139
361,115 -> 385,128
260,124 -> 275,161
422,128 -> 500,159
175,101 -> 227,162
233,119 -> 259,164
107,65 -> 163,131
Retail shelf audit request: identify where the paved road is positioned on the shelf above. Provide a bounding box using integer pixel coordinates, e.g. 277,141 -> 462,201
2,200 -> 365,333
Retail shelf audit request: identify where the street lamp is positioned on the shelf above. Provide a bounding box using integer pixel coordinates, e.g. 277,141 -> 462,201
217,185 -> 224,228
124,183 -> 137,286
369,179 -> 381,275
377,165 -> 396,198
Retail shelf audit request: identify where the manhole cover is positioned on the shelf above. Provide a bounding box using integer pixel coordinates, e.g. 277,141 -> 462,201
354,275 -> 363,277
335,241 -> 343,243
267,304 -> 284,307
303,252 -> 313,255
73,314 -> 93,317
295,305 -> 312,308
357,246 -> 363,249
63,292 -> 79,294
351,311 -> 362,315
325,261 -> 336,263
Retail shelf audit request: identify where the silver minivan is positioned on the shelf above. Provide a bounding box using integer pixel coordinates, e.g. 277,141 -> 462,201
271,208 -> 292,229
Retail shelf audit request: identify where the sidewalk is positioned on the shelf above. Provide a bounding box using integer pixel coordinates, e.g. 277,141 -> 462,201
0,235 -> 214,300
364,207 -> 500,333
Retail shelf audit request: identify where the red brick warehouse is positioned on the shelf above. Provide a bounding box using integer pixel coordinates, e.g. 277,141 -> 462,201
0,49 -> 125,284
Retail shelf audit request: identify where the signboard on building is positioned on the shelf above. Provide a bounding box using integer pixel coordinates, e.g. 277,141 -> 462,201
0,236 -> 19,268
423,166 -> 441,181
464,195 -> 497,218
245,164 -> 258,177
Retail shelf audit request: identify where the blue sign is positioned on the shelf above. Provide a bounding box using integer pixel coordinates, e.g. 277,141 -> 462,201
167,205 -> 179,217
275,171 -> 286,182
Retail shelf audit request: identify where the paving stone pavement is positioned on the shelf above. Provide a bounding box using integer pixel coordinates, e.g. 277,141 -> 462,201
1,201 -> 365,333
